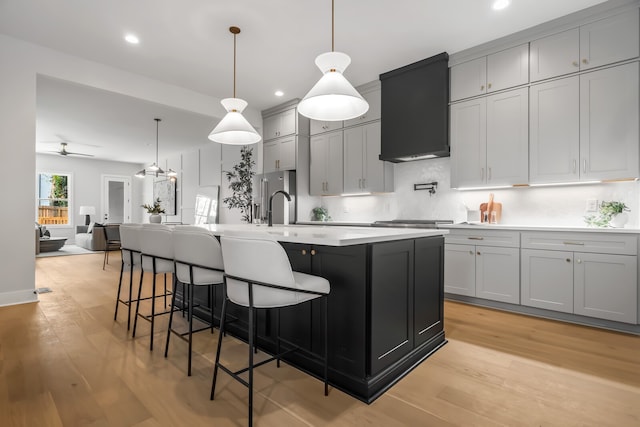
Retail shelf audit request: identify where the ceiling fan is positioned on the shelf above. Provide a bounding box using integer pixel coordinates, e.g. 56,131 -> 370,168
48,142 -> 94,157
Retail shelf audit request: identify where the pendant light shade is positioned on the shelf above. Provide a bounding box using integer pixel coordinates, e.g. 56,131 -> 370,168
208,26 -> 260,145
208,98 -> 261,145
297,52 -> 369,121
135,118 -> 177,180
297,0 -> 369,121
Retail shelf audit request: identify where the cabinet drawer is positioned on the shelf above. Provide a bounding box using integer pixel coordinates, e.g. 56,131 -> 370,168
521,232 -> 637,255
444,229 -> 520,248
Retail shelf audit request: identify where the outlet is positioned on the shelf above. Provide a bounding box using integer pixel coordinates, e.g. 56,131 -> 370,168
586,199 -> 598,212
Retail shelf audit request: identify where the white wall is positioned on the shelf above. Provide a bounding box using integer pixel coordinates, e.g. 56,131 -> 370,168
0,33 -> 261,307
314,157 -> 640,228
36,153 -> 145,242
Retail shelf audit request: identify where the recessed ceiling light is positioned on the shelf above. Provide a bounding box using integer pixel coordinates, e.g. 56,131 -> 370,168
125,34 -> 140,44
492,0 -> 510,10
275,90 -> 284,97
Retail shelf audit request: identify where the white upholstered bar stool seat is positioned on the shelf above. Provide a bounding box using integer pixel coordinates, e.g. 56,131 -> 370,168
114,224 -> 143,330
165,225 -> 224,376
211,232 -> 330,426
133,224 -> 174,351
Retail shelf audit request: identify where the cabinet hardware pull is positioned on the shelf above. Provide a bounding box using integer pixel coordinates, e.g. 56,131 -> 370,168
468,237 -> 484,240
469,251 -> 474,255
563,241 -> 584,245
311,249 -> 317,256
572,159 -> 576,173
477,251 -> 481,256
302,249 -> 307,255
582,59 -> 588,64
481,168 -> 485,180
572,61 -> 579,67
480,85 -> 485,91
583,159 -> 586,173
566,258 -> 571,262
358,178 -> 362,188
487,83 -> 492,89
488,167 -> 492,181
576,259 -> 582,264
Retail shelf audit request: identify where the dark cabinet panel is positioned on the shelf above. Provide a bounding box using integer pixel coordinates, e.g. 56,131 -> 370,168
414,237 -> 445,346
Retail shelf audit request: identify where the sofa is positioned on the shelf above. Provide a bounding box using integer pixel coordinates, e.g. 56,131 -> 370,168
75,223 -> 109,251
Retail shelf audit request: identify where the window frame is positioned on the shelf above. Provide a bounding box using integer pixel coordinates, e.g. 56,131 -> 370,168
36,171 -> 74,229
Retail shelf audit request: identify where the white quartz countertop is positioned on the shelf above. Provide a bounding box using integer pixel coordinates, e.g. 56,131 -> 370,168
198,224 -> 447,246
443,223 -> 640,234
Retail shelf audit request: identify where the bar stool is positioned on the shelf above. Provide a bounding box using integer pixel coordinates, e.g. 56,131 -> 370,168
133,224 -> 174,351
102,224 -> 121,270
114,224 -> 142,330
211,233 -> 330,426
165,226 -> 224,376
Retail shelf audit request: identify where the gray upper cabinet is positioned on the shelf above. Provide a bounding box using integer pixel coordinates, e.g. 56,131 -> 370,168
263,107 -> 296,141
530,28 -> 580,82
310,119 -> 342,136
450,44 -> 529,102
579,11 -> 639,71
530,11 -> 639,82
343,82 -> 381,128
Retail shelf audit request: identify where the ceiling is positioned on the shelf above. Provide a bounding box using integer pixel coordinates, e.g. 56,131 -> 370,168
1,0 -> 611,163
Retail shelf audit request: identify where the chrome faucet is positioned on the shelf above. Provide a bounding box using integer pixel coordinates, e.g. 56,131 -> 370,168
268,190 -> 291,227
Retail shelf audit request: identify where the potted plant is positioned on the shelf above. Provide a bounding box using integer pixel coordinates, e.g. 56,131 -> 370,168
584,201 -> 629,228
223,146 -> 255,223
142,197 -> 165,223
312,207 -> 331,222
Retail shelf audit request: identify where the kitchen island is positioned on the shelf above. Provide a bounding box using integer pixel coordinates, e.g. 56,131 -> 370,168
191,224 -> 448,403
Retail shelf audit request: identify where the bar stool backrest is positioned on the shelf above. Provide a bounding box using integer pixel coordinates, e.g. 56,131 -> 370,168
119,224 -> 142,267
220,234 -> 298,308
173,226 -> 224,285
140,224 -> 174,273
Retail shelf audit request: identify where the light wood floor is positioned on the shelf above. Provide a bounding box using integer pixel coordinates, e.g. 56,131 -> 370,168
1,252 -> 638,426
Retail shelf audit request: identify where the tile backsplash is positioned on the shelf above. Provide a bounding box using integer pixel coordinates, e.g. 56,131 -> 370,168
308,157 -> 640,228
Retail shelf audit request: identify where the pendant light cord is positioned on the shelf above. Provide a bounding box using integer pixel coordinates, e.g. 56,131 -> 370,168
155,118 -> 159,164
233,30 -> 237,98
331,0 -> 335,52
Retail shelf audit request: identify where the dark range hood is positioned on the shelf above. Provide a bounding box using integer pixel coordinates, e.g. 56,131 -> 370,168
379,52 -> 449,162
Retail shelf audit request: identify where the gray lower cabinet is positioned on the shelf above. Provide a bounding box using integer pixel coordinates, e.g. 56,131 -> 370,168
521,232 -> 638,324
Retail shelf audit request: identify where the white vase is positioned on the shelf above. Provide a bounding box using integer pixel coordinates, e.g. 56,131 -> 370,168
149,214 -> 162,224
610,212 -> 628,228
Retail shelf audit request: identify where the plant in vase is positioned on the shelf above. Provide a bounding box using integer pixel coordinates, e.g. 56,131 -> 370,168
142,197 -> 165,223
312,207 -> 331,222
584,201 -> 629,228
223,146 -> 255,223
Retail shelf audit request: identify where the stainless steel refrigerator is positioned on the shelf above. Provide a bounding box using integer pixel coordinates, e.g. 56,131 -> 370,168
253,170 -> 296,225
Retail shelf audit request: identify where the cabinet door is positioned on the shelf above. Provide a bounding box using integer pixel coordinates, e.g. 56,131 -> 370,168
530,28 -> 580,82
343,126 -> 365,193
310,120 -> 342,135
450,97 -> 486,188
475,246 -> 520,304
263,108 -> 296,140
580,62 -> 639,181
450,56 -> 487,102
529,77 -> 580,184
580,11 -> 640,71
278,136 -> 296,170
325,132 -> 344,195
263,114 -> 280,141
574,252 -> 637,324
344,86 -> 381,127
521,249 -> 574,313
370,240 -> 413,374
309,135 -> 327,196
487,44 -> 529,93
415,237 -> 444,347
444,244 -> 476,296
486,87 -> 529,186
362,122 -> 384,192
263,140 -> 279,173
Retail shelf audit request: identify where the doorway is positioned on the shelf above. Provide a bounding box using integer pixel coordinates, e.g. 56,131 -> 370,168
102,175 -> 131,223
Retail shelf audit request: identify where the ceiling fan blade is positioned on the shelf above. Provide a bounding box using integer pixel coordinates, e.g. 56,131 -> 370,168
64,151 -> 94,157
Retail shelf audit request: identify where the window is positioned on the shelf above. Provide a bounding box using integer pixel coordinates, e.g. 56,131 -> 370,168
37,172 -> 71,226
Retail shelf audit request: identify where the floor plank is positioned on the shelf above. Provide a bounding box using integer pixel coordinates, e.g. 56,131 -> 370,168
0,252 -> 637,426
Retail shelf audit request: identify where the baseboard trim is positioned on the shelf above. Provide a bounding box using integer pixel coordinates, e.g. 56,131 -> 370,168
0,289 -> 39,307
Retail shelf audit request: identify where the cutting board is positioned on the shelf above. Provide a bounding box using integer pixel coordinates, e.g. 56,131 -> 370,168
480,202 -> 502,223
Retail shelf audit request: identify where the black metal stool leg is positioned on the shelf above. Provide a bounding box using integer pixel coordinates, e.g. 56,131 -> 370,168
211,288 -> 228,400
164,274 -> 178,358
113,261 -> 125,321
132,268 -> 145,338
324,295 -> 329,396
149,259 -> 157,351
248,284 -> 254,427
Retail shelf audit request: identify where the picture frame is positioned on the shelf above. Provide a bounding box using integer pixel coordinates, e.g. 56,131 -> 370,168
153,179 -> 176,215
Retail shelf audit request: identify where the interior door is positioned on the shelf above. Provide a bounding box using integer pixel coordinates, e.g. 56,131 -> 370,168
102,175 -> 131,223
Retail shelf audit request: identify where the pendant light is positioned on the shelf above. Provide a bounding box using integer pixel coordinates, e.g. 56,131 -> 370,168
208,26 -> 261,145
135,118 -> 177,180
297,0 -> 368,121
